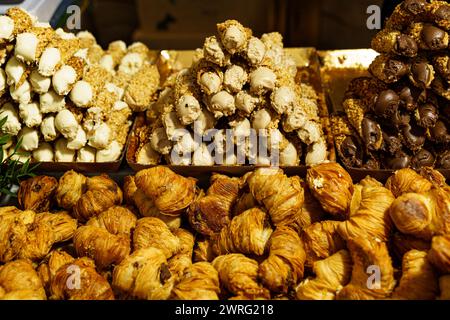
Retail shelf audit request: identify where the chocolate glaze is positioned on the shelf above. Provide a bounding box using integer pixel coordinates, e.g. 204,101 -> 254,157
398,87 -> 418,110
401,122 -> 426,151
339,136 -> 363,167
385,152 -> 411,169
385,59 -> 409,81
411,149 -> 435,169
373,90 -> 400,117
361,118 -> 382,150
403,0 -> 427,15
421,24 -> 448,50
435,5 -> 450,21
382,130 -> 403,154
430,120 -> 450,143
410,61 -> 433,87
417,103 -> 439,128
395,35 -> 418,57
437,150 -> 450,169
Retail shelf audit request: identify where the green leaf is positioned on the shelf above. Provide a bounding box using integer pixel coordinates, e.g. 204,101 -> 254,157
0,116 -> 8,128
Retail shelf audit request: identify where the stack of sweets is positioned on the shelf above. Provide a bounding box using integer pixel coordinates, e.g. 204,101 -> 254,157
0,7 -> 160,163
333,0 -> 450,170
134,20 -> 328,166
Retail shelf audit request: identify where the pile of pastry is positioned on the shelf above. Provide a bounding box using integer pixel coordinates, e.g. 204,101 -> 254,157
0,7 -> 159,163
333,0 -> 450,170
1,163 -> 449,300
133,20 -> 327,166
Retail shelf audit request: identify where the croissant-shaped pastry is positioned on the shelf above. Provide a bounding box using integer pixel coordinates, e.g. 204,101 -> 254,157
0,259 -> 46,300
19,221 -> 55,261
134,166 -> 196,216
438,275 -> 450,300
112,247 -> 174,300
301,220 -> 346,267
418,167 -> 448,189
296,250 -> 352,300
133,217 -> 180,258
390,232 -> 430,261
385,168 -> 433,197
50,257 -> 115,300
391,250 -> 438,300
246,168 -> 307,229
34,211 -> 77,243
259,226 -> 306,293
337,238 -> 395,300
38,250 -> 75,293
55,170 -> 87,210
128,177 -> 181,229
428,234 -> 450,273
168,228 -> 195,281
389,187 -> 450,240
233,192 -> 258,216
212,208 -> 272,256
306,163 -> 354,220
73,175 -> 123,222
18,176 -> 58,212
73,226 -> 130,269
338,177 -> 394,242
301,183 -> 326,225
171,262 -> 220,300
194,237 -> 215,262
212,254 -> 270,299
188,174 -> 241,235
86,206 -> 137,236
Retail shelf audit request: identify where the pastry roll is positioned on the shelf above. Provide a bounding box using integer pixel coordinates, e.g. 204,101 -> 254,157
369,55 -> 409,84
371,29 -> 418,57
14,25 -> 54,64
407,22 -> 449,51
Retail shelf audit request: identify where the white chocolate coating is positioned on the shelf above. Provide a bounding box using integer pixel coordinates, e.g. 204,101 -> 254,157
52,65 -> 77,95
99,54 -> 114,71
5,56 -> 26,86
118,52 -> 143,75
137,142 -> 160,164
105,82 -> 124,100
173,132 -> 200,154
10,80 -> 31,104
279,142 -> 298,166
150,127 -> 172,155
198,71 -> 222,95
176,94 -> 201,125
96,140 -> 122,162
32,142 -> 54,162
0,16 -> 14,40
209,90 -> 235,118
70,80 -> 93,107
235,91 -> 259,115
19,102 -> 42,128
203,36 -> 228,66
245,37 -> 266,65
271,86 -> 296,115
297,120 -> 322,145
39,47 -> 61,76
282,107 -> 308,132
249,66 -> 276,94
67,125 -> 87,150
40,90 -> 65,113
223,65 -> 247,93
252,109 -> 272,130
15,32 -> 38,63
229,117 -> 251,138
87,122 -> 111,149
55,109 -> 78,139
192,109 -> 216,135
192,143 -> 214,165
40,115 -> 58,141
55,138 -> 75,162
29,70 -> 51,93
77,146 -> 96,162
222,25 -> 246,54
305,138 -> 327,165
0,103 -> 21,136
162,111 -> 186,140
19,127 -> 39,151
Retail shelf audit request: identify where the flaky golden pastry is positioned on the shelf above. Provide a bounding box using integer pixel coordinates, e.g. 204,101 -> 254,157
385,168 -> 434,198
112,247 -> 174,300
38,250 -> 75,293
171,262 -> 220,300
391,232 -> 431,261
296,250 -> 352,300
259,226 -> 306,293
212,254 -> 270,299
86,206 -> 137,236
306,163 -> 354,219
33,211 -> 77,243
55,170 -> 87,210
18,176 -> 58,212
428,234 -> 450,273
168,228 -> 195,281
212,208 -> 272,256
392,250 -> 438,300
194,237 -> 215,263
438,275 -> 450,300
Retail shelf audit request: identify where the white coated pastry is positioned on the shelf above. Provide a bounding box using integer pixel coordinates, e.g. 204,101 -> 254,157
105,82 -> 124,100
0,103 -> 21,135
87,122 -> 111,149
192,108 -> 216,135
136,142 -> 160,164
29,70 -> 51,93
18,127 -> 39,151
77,146 -> 96,162
279,142 -> 298,166
32,142 -> 54,162
221,25 -> 246,54
252,109 -> 272,130
52,65 -> 77,95
297,120 -> 323,145
55,138 -> 75,162
176,94 -> 201,125
40,90 -> 65,113
19,102 -> 42,127
10,80 -> 31,104
249,66 -> 276,94
99,55 -> 114,72
39,47 -> 61,76
282,107 -> 308,132
5,56 -> 26,86
245,37 -> 266,65
271,86 -> 296,114
96,141 -> 122,162
235,91 -> 259,115
55,109 -> 78,139
40,115 -> 58,141
198,71 -> 221,95
209,90 -> 235,118
162,111 -> 186,140
9,148 -> 30,163
150,127 -> 172,155
223,65 -> 247,93
192,143 -> 214,165
0,69 -> 6,93
203,36 -> 228,66
15,33 -> 39,63
70,80 -> 93,107
173,132 -> 200,154
305,138 -> 327,166
0,16 -> 14,40
118,52 -> 143,75
67,125 -> 87,150
229,117 -> 251,138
